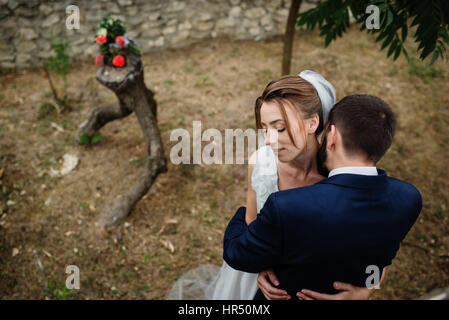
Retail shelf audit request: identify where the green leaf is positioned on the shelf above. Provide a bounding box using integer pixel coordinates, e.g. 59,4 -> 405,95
79,134 -> 90,145
381,33 -> 394,50
80,202 -> 88,209
430,49 -> 440,65
402,47 -> 409,61
393,44 -> 402,60
387,39 -> 398,58
91,132 -> 102,144
401,25 -> 408,41
386,10 -> 394,28
128,42 -> 141,55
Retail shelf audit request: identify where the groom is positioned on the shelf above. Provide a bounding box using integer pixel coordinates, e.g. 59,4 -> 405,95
223,94 -> 422,300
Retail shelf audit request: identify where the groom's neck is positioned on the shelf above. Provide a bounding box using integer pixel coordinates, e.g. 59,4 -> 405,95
327,156 -> 376,172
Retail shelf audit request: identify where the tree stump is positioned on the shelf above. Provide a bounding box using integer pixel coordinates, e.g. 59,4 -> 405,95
76,50 -> 167,229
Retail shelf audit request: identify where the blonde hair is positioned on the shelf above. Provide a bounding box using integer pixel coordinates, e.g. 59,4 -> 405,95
255,75 -> 323,149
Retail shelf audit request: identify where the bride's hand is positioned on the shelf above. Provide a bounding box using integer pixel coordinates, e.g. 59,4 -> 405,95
257,270 -> 291,300
296,282 -> 374,300
296,268 -> 386,300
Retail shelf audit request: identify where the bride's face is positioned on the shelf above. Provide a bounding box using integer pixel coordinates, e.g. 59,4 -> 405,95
260,101 -> 307,162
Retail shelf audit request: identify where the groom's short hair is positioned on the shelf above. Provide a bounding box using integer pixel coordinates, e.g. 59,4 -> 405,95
328,94 -> 396,163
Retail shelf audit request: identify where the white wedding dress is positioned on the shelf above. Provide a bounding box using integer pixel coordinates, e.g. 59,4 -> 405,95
168,145 -> 278,300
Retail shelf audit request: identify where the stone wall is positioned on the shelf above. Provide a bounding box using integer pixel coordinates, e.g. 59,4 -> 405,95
0,0 -> 319,69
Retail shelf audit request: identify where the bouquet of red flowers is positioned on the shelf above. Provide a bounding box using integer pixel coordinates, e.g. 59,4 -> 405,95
95,15 -> 141,68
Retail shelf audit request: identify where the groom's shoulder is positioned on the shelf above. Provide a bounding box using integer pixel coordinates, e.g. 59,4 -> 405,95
386,176 -> 422,205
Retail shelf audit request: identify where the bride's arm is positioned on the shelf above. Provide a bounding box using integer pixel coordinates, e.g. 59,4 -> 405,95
245,152 -> 258,225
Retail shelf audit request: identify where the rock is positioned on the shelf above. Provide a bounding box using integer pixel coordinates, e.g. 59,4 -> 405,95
109,3 -> 120,14
141,27 -> 162,38
14,6 -> 37,18
39,4 -> 52,15
178,20 -> 192,31
118,0 -> 133,6
42,13 -> 60,28
0,52 -> 15,62
85,44 -> 98,57
170,30 -> 189,44
38,51 -> 52,60
18,28 -> 38,40
15,53 -> 32,67
25,0 -> 40,8
126,6 -> 138,16
162,26 -> 176,35
148,12 -> 161,21
1,61 -> 15,69
195,21 -> 214,32
44,197 -> 53,206
1,0 -> 310,69
197,12 -> 212,22
7,0 -> 19,11
167,1 -> 185,12
216,17 -> 235,30
71,36 -> 86,46
16,41 -> 37,53
244,7 -> 266,19
167,18 -> 178,27
261,15 -> 274,27
229,6 -> 242,18
66,87 -> 85,102
50,153 -> 79,177
12,248 -> 19,257
249,27 -> 262,37
274,8 -> 289,22
154,36 -> 164,47
242,19 -> 258,29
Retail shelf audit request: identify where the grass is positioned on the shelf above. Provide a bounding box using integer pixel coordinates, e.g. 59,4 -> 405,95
0,26 -> 448,300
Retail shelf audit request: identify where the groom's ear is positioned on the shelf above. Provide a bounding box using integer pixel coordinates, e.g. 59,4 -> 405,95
327,125 -> 338,150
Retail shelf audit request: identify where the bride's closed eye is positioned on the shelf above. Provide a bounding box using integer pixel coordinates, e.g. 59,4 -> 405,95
262,128 -> 286,134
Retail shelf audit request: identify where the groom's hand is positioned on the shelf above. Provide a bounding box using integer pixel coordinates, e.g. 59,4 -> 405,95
296,282 -> 374,300
257,269 -> 291,300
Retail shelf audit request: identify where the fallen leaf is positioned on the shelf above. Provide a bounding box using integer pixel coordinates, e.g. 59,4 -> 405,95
50,122 -> 65,132
42,250 -> 52,258
160,239 -> 175,253
165,218 -> 178,225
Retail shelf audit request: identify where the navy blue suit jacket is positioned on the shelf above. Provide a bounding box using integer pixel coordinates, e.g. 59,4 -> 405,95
223,169 -> 422,298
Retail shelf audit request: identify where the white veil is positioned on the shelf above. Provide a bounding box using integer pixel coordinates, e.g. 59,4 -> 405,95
298,70 -> 336,143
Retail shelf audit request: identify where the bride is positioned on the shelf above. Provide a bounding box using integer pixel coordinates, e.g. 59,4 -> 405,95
168,70 -> 383,300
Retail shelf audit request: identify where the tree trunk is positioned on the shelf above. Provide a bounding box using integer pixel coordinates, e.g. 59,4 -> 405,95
76,49 -> 167,230
282,0 -> 302,76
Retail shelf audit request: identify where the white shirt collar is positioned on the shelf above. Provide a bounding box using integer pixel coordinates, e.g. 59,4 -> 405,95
328,166 -> 378,178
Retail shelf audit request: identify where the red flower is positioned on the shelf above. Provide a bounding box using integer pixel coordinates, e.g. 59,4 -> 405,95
95,55 -> 104,67
112,55 -> 125,67
96,36 -> 107,44
115,36 -> 126,49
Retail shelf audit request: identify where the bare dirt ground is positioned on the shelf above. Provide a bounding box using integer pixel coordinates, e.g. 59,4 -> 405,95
0,26 -> 448,299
